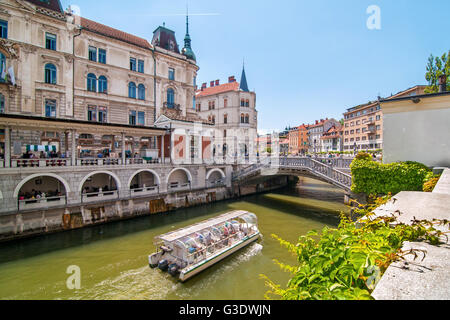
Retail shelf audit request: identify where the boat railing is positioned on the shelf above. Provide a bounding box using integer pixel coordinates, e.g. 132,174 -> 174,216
185,229 -> 257,267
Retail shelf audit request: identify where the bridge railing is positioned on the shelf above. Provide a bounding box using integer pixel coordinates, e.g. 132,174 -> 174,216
233,157 -> 353,190
309,159 -> 352,188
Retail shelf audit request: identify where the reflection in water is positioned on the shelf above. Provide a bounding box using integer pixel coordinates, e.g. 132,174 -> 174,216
0,177 -> 348,300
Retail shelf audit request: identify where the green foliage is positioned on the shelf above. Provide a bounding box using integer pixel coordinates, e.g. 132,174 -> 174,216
261,197 -> 449,300
425,50 -> 450,93
423,175 -> 442,193
355,152 -> 372,161
350,158 -> 432,196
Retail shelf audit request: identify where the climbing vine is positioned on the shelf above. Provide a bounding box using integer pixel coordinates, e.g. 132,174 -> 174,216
260,196 -> 449,300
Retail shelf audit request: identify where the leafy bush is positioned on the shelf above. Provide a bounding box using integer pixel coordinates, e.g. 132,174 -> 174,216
355,152 -> 372,161
350,158 -> 432,196
423,175 -> 441,192
260,197 -> 448,300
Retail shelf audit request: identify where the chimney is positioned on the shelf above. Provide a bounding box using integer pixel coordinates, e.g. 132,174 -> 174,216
228,76 -> 236,83
201,83 -> 207,91
210,81 -> 215,87
439,74 -> 447,93
315,120 -> 319,125
215,79 -> 220,86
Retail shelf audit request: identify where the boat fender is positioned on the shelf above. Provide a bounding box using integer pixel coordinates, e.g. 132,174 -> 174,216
168,264 -> 180,277
158,260 -> 169,272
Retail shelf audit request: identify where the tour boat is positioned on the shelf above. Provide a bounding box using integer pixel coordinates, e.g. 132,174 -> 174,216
148,210 -> 261,282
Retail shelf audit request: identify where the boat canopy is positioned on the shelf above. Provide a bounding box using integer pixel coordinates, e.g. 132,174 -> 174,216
156,211 -> 257,243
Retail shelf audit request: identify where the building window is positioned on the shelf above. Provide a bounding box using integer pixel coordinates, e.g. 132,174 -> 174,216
240,99 -> 245,107
376,135 -> 381,139
168,68 -> 175,80
98,49 -> 106,64
44,63 -> 57,84
98,107 -> 107,123
376,115 -> 381,121
128,82 -> 136,99
245,114 -> 249,124
98,76 -> 107,93
129,110 -> 136,125
87,73 -> 97,92
138,111 -> 145,126
241,113 -> 245,123
246,99 -> 249,107
138,60 -> 144,73
224,99 -> 227,108
45,99 -> 57,118
211,115 -> 215,124
356,129 -> 360,134
0,20 -> 7,39
130,58 -> 136,71
224,130 -> 227,138
88,46 -> 97,62
224,114 -> 228,124
0,93 -> 4,113
138,84 -> 145,100
87,106 -> 97,122
45,33 -> 57,51
376,125 -> 381,130
166,88 -> 175,107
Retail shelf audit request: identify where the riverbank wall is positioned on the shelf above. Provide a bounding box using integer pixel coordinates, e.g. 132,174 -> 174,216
0,175 -> 288,243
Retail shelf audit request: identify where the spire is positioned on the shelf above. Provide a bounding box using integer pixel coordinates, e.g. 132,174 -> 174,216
181,4 -> 196,62
240,62 -> 249,92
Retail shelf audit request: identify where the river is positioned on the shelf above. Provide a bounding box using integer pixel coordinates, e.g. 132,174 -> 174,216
0,177 -> 349,300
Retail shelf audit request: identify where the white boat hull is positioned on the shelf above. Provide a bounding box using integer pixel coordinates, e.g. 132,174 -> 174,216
179,232 -> 260,282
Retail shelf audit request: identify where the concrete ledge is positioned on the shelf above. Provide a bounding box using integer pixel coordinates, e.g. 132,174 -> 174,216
433,168 -> 450,195
370,187 -> 450,300
372,241 -> 450,300
372,192 -> 450,224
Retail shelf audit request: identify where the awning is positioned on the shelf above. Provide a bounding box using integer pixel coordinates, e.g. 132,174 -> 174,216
26,145 -> 57,152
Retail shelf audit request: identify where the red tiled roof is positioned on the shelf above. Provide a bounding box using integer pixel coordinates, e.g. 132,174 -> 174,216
80,17 -> 152,50
196,82 -> 240,98
308,120 -> 327,128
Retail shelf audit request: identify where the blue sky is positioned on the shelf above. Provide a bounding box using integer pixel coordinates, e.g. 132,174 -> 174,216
61,0 -> 450,132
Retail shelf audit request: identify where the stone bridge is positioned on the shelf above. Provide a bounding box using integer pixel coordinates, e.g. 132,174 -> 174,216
232,157 -> 354,192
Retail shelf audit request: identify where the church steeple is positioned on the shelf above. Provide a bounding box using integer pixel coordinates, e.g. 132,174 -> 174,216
240,62 -> 249,92
181,8 -> 196,62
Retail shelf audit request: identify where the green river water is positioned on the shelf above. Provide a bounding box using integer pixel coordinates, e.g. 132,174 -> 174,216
0,177 -> 349,300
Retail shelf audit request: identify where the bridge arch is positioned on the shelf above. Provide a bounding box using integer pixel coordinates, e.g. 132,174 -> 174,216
206,168 -> 226,181
128,169 -> 161,189
166,167 -> 192,185
79,171 -> 122,193
14,173 -> 71,199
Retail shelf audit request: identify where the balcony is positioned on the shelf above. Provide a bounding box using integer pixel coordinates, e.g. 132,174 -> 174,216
163,102 -> 181,111
130,185 -> 159,196
367,126 -> 376,133
168,181 -> 191,191
81,190 -> 119,203
18,195 -> 67,210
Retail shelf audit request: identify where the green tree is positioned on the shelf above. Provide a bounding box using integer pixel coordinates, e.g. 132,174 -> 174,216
425,50 -> 450,93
